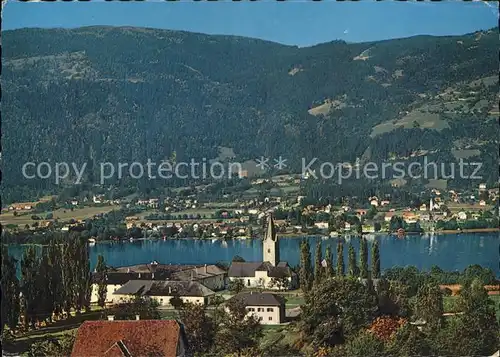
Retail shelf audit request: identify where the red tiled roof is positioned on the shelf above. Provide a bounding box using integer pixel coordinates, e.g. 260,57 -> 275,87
71,320 -> 182,357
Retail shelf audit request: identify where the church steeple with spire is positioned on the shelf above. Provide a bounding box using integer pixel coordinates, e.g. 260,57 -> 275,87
263,213 -> 280,266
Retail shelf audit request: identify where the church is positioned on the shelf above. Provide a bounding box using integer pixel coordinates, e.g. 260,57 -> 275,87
227,214 -> 297,290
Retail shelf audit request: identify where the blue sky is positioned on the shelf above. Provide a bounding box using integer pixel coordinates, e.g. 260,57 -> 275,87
3,0 -> 498,47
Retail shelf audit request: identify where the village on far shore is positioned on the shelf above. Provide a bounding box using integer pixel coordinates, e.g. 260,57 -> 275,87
1,175 -> 498,244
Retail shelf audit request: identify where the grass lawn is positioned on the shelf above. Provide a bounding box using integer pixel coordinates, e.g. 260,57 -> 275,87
284,296 -> 305,308
444,295 -> 500,319
1,205 -> 117,227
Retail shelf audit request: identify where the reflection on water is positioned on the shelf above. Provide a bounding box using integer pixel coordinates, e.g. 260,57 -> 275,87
7,233 -> 499,276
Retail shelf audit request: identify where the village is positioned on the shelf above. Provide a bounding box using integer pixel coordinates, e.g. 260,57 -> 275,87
2,175 -> 498,243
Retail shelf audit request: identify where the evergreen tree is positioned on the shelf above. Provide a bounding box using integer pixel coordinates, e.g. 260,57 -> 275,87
371,239 -> 381,279
359,237 -> 368,279
21,245 -> 40,328
48,239 -> 64,317
95,255 -> 107,308
314,242 -> 323,285
37,251 -> 54,322
299,240 -> 313,294
336,242 -> 345,276
324,245 -> 334,279
347,244 -> 359,277
1,245 -> 20,332
62,239 -> 76,315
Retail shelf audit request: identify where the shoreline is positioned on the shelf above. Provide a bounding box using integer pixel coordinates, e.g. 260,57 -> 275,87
6,229 -> 499,246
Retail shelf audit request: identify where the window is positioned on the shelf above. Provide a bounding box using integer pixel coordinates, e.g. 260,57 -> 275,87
257,308 -> 263,312
268,316 -> 272,321
259,317 -> 263,321
247,307 -> 255,312
160,299 -> 164,304
267,308 -> 274,312
247,279 -> 251,286
267,249 -> 271,253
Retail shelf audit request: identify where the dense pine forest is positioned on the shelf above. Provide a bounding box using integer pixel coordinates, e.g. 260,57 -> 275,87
2,26 -> 498,202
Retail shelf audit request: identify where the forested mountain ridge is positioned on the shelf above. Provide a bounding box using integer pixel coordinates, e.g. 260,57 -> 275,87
2,26 -> 498,202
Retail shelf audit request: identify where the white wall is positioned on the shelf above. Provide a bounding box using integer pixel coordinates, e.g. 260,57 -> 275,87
112,294 -> 211,306
246,305 -> 283,325
91,284 -> 123,304
228,275 -> 292,290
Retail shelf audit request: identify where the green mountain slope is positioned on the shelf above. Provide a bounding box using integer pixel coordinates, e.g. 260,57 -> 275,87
2,26 -> 498,201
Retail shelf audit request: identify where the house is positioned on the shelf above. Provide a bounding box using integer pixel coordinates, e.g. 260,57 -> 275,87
479,200 -> 486,206
384,212 -> 395,222
370,199 -> 379,207
380,200 -> 390,206
344,222 -> 352,231
479,183 -> 487,191
228,214 -> 297,290
402,212 -> 418,224
90,262 -> 227,304
314,221 -> 329,230
420,204 -> 427,211
171,264 -> 226,291
227,292 -> 286,325
457,211 -> 468,221
71,320 -> 188,357
420,214 -> 431,222
113,280 -> 215,306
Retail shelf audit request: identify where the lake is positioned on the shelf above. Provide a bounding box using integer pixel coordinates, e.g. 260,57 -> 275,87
8,233 -> 499,276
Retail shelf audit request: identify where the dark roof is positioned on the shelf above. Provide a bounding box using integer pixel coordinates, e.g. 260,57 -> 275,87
171,264 -> 226,281
93,263 -> 227,285
228,262 -> 266,277
114,280 -> 215,297
228,261 -> 294,278
71,320 -> 182,357
229,292 -> 285,307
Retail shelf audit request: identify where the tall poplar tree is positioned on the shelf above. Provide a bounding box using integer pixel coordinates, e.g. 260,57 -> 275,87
324,245 -> 334,278
371,239 -> 381,279
313,242 -> 323,285
48,239 -> 64,317
336,241 -> 345,276
359,237 -> 368,279
21,245 -> 40,328
348,244 -> 359,277
37,251 -> 54,322
299,239 -> 313,294
1,245 -> 20,332
95,254 -> 108,308
62,239 -> 76,315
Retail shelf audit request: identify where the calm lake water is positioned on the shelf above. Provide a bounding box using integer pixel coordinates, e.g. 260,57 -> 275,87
8,233 -> 500,276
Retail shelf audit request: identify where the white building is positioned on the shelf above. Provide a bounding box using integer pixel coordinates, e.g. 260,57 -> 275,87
226,292 -> 286,325
113,280 -> 215,306
228,215 -> 296,290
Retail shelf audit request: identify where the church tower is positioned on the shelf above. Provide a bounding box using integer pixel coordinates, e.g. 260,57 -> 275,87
263,213 -> 280,266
